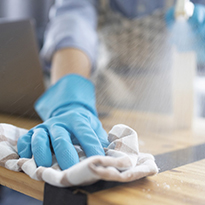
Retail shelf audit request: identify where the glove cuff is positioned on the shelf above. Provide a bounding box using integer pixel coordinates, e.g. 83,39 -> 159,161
35,74 -> 97,121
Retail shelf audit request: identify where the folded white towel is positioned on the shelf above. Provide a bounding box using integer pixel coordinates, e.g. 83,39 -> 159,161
0,123 -> 158,187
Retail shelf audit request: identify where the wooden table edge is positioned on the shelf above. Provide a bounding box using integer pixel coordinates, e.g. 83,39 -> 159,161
0,166 -> 44,201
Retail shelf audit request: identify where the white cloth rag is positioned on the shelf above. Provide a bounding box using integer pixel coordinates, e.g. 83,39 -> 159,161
0,123 -> 158,187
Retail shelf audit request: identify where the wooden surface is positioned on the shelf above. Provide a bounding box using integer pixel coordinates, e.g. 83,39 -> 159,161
0,166 -> 44,201
88,159 -> 205,205
100,108 -> 205,155
0,113 -> 41,130
0,109 -> 205,204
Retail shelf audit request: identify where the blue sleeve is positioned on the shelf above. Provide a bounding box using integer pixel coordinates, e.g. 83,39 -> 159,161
40,0 -> 99,71
191,0 -> 205,5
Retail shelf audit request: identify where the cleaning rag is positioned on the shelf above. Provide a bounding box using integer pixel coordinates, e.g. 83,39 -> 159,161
0,123 -> 158,187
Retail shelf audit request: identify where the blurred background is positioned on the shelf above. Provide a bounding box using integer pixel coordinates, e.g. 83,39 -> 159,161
0,0 -> 204,118
0,0 -> 54,47
0,1 -> 54,204
0,0 -> 205,204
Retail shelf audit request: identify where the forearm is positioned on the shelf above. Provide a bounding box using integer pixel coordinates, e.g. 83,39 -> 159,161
51,48 -> 91,84
41,0 -> 98,80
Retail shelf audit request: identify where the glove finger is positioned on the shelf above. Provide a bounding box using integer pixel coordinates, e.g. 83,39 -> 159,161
50,125 -> 79,170
71,115 -> 105,157
17,130 -> 33,158
92,119 -> 109,148
31,128 -> 52,167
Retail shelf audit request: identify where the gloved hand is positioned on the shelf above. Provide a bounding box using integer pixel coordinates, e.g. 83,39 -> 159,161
165,4 -> 205,64
17,74 -> 109,170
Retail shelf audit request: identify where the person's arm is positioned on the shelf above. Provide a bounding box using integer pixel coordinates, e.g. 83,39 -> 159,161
17,0 -> 110,171
51,48 -> 91,84
41,0 -> 98,79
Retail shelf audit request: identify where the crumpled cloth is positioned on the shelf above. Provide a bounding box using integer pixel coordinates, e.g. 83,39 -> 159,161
0,123 -> 158,187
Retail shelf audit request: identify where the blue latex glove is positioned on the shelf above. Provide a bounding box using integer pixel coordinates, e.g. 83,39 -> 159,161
17,74 -> 109,170
165,4 -> 205,64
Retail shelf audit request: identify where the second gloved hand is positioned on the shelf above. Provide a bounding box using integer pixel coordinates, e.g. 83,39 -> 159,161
17,74 -> 109,170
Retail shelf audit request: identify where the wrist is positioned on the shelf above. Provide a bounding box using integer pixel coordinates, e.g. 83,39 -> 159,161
51,48 -> 91,84
35,74 -> 97,121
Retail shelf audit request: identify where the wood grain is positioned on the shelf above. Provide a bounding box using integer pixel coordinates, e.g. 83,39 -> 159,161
100,108 -> 205,155
88,159 -> 205,205
0,166 -> 44,201
0,110 -> 205,203
0,113 -> 41,129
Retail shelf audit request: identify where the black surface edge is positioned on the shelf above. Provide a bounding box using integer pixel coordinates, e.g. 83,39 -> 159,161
43,143 -> 205,205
